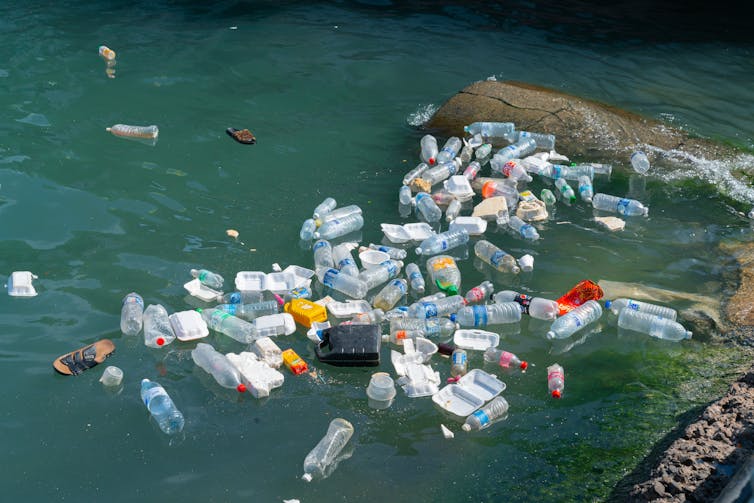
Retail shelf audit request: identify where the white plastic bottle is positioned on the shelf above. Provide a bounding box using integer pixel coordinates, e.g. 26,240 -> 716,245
313,214 -> 364,240
473,240 -> 520,274
312,197 -> 337,220
215,300 -> 279,321
420,134 -> 439,165
617,309 -> 692,341
463,160 -> 482,181
313,239 -> 335,270
143,304 -> 176,348
578,176 -> 593,203
555,178 -> 576,204
490,158 -> 533,183
493,137 -> 537,165
300,218 -> 317,240
508,215 -> 540,241
403,162 -> 430,186
630,151 -> 650,174
367,243 -> 408,260
605,298 -> 677,320
121,292 -> 144,335
414,192 -> 442,223
302,418 -> 354,482
373,279 -> 407,311
140,379 -> 185,434
592,193 -> 649,216
107,124 -> 159,139
198,308 -> 257,343
464,281 -> 494,304
492,290 -> 558,321
546,300 -> 603,339
358,260 -> 403,291
407,295 -> 466,319
484,347 -> 528,370
415,228 -> 470,256
456,302 -> 522,327
436,137 -> 462,164
547,363 -> 565,398
317,267 -> 368,299
332,243 -> 359,277
515,131 -> 556,150
461,396 -> 509,431
405,262 -> 426,294
190,268 -> 224,289
191,343 -> 248,393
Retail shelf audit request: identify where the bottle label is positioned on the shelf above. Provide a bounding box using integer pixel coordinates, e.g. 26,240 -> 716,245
627,300 -> 639,310
617,199 -> 630,215
467,287 -> 483,303
409,271 -> 422,281
142,386 -> 168,406
386,262 -> 398,276
579,184 -> 591,193
472,409 -> 490,427
489,250 -> 505,267
322,269 -> 337,289
440,240 -> 448,251
502,161 -> 515,177
499,351 -> 514,368
125,295 -> 143,306
548,370 -> 564,382
552,165 -> 565,179
452,351 -> 467,366
520,224 -> 534,238
395,330 -> 408,341
313,240 -> 328,251
392,280 -> 407,293
211,310 -> 230,327
514,294 -> 531,314
338,258 -> 355,269
424,303 -> 438,318
224,305 -> 238,315
473,305 -> 488,326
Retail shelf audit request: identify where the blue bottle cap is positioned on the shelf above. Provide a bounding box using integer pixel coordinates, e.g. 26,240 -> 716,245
604,300 -> 612,309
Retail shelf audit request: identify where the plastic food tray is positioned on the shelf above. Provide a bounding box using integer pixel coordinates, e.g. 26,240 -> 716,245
169,310 -> 209,341
380,223 -> 434,243
453,329 -> 500,351
327,299 -> 371,318
448,216 -> 488,236
432,369 -> 505,417
235,271 -> 297,294
184,278 -> 222,302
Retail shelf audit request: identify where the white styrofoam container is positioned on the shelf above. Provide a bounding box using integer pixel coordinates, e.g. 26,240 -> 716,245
184,278 -> 222,302
453,329 -> 500,351
169,310 -> 209,341
443,175 -> 475,201
7,271 -> 38,297
234,271 -> 297,294
381,222 -> 434,243
432,369 -> 506,417
448,216 -> 488,236
327,299 -> 371,318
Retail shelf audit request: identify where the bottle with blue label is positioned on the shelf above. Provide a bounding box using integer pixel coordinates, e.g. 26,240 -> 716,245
373,279 -> 408,311
407,294 -> 466,319
546,300 -> 603,340
300,218 -> 317,241
415,228 -> 469,256
312,197 -> 337,220
358,260 -> 403,291
332,243 -> 359,277
463,122 -> 515,143
456,302 -> 522,327
316,267 -> 368,299
577,175 -> 593,203
405,262 -> 426,294
473,240 -> 520,274
450,348 -> 468,377
422,158 -> 461,186
215,300 -> 280,321
462,396 -> 509,431
313,239 -> 335,270
592,193 -> 649,216
492,137 -> 537,165
514,130 -> 555,150
313,214 -> 364,240
508,215 -> 540,241
414,192 -> 442,223
436,137 -> 462,164
605,298 -> 677,320
367,243 -> 408,260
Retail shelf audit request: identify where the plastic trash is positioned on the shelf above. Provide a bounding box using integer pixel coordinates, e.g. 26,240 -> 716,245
630,151 -> 650,174
402,263 -> 424,295
284,298 -> 328,328
480,180 -> 519,212
515,130 -> 556,150
546,300 -> 603,340
515,199 -> 548,222
313,239 -> 335,270
403,162 -> 430,186
456,303 -> 522,327
450,348 -> 468,378
492,290 -> 558,321
120,292 -> 144,336
386,317 -> 457,343
463,160 -> 482,181
422,159 -> 461,187
493,137 -> 537,165
380,222 -> 435,244
332,243 -> 359,277
420,134 -> 439,165
366,372 -> 397,409
578,176 -> 594,203
106,124 -> 159,139
7,271 -> 38,297
453,329 -> 500,350
441,424 -> 455,439
312,197 -> 337,220
140,378 -> 185,434
313,214 -> 364,240
169,310 -> 209,341
251,337 -> 283,368
414,192 -> 443,223
316,324 -> 381,366
415,228 -> 469,256
605,298 -> 677,320
448,216 -> 488,236
464,281 -> 494,304
547,363 -> 565,398
398,185 -> 413,206
252,313 -> 296,338
437,137 -> 462,164
226,351 -> 284,398
407,294 -> 466,319
426,255 -> 463,294
143,304 -> 176,348
592,193 -> 649,216
198,308 -> 256,343
219,291 -> 264,305
317,267 -> 368,299
461,396 -> 509,432
192,343 -> 247,393
556,279 -> 604,315
508,215 -> 540,240
315,204 -> 362,227
373,279 -> 407,311
300,219 -> 317,240
490,159 -> 533,183
98,45 -> 116,60
555,178 -> 576,204
444,175 -> 475,201
215,300 -> 279,321
190,268 -> 224,289
326,299 -> 371,318
484,347 -> 528,370
617,309 -> 692,341
366,243 -> 408,260
282,348 -> 308,375
99,366 -> 124,387
351,308 -> 385,324
518,254 -> 534,272
302,418 -> 354,482
464,122 -> 515,142
540,188 -> 556,206
474,240 -> 520,274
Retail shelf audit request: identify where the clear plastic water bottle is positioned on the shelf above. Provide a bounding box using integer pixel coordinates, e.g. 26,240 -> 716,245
351,308 -> 385,325
484,347 -> 528,370
215,300 -> 280,321
617,309 -> 691,341
398,185 -> 413,206
436,137 -> 462,164
547,363 -> 565,398
475,143 -> 493,165
407,294 -> 466,319
313,239 -> 335,270
492,290 -> 558,321
140,379 -> 185,434
546,300 -> 603,340
490,159 -> 533,182
515,131 -> 556,150
384,306 -> 409,321
508,215 -> 540,240
403,162 -> 430,186
405,262 -> 426,294
387,317 -> 456,343
300,218 -> 317,240
592,193 -> 649,216
191,343 -> 248,393
332,243 -> 359,277
554,178 -> 576,204
417,291 -> 447,303
463,160 -> 482,181
564,164 -> 594,181
107,124 -> 159,139
415,192 -> 442,223
219,291 -> 264,305
464,122 -> 515,142
367,243 -> 408,260
459,143 -> 474,165
426,255 -> 462,295
480,179 -> 519,211
464,280 -> 494,304
358,259 -> 403,291
312,197 -> 337,220
415,229 -> 470,256
495,208 -> 510,227
302,418 -> 354,482
473,240 -> 520,274
313,214 -> 364,240
445,198 -> 462,222
630,151 -> 650,174
121,292 -> 144,335
198,308 -> 257,343
420,134 -> 439,165
577,175 -> 593,203
540,189 -> 556,206
317,267 -> 368,299
456,302 -> 522,327
450,348 -> 468,377
605,298 -> 677,320
190,268 -> 224,289
143,304 -> 176,348
316,204 -> 362,225
422,159 -> 461,186
373,279 -> 407,311
493,137 -> 537,164
461,396 -> 509,431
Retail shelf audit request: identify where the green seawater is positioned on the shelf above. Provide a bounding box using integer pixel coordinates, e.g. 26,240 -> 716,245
1,2 -> 753,501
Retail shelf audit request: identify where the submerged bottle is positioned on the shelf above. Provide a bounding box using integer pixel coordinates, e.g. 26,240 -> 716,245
456,302 -> 522,327
461,396 -> 509,431
577,176 -> 593,203
415,192 -> 442,223
215,300 -> 280,321
474,240 -> 520,274
464,122 -> 515,142
592,193 -> 649,216
190,268 -> 224,289
300,218 -> 317,240
399,185 -> 413,206
121,292 -> 144,335
313,239 -> 335,270
98,45 -> 116,61
464,281 -> 494,304
407,294 -> 466,319
313,214 -> 364,240
546,300 -> 603,340
405,262 -> 426,294
403,162 -> 430,186
515,131 -> 556,150
198,308 -> 257,343
143,304 -> 176,348
450,348 -> 468,377
605,298 -> 677,320
436,137 -> 462,164
484,347 -> 528,370
540,188 -> 556,206
317,267 -> 368,299
492,290 -> 558,321
415,228 -> 470,256
358,260 -> 403,291
554,178 -> 576,204
387,317 -> 456,343
508,215 -> 540,240
312,197 -> 337,220
332,243 -> 359,277
191,343 -> 247,393
373,279 -> 408,311
420,134 -> 439,165
547,363 -> 565,398
106,124 -> 159,139
617,309 -> 692,341
302,418 -> 354,482
630,151 -> 650,174
140,379 -> 185,434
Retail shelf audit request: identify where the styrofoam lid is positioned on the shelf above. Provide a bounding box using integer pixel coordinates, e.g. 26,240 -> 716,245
235,271 -> 267,292
7,271 -> 38,297
453,329 -> 500,351
254,313 -> 296,336
169,310 -> 209,341
443,175 -> 475,200
448,216 -> 487,235
265,272 -> 297,294
183,278 -> 222,302
327,299 -> 371,317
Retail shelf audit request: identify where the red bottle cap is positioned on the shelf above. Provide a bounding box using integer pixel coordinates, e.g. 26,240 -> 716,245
551,389 -> 561,399
156,337 -> 165,346
429,157 -> 435,165
520,361 -> 528,370
236,383 -> 247,393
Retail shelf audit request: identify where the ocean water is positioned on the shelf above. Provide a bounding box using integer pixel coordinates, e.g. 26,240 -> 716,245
1,1 -> 753,501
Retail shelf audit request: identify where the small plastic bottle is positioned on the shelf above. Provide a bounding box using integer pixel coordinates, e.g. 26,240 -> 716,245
492,290 -> 558,321
547,364 -> 565,398
405,262 -> 426,294
508,215 -> 540,241
464,281 -> 494,304
300,218 -> 317,240
426,256 -> 462,294
398,185 -> 413,206
540,189 -> 557,206
605,298 -> 677,320
436,137 -> 462,164
316,205 -> 362,226
215,300 -> 280,321
121,292 -> 144,335
546,300 -> 603,340
191,343 -> 247,393
420,134 -> 439,165
317,267 -> 368,299
490,159 -> 533,182
473,240 -> 520,274
422,159 -> 461,186
475,143 -> 493,164
140,379 -> 185,434
577,176 -> 593,203
493,137 -> 537,165
367,243 -> 408,260
190,268 -> 224,289
302,418 -> 354,482
332,243 -> 359,277
403,162 -> 430,186
313,239 -> 335,270
358,259 -> 403,291
143,304 -> 176,348
313,214 -> 364,240
554,178 -> 576,204
480,179 -> 518,203
461,396 -> 509,431
450,348 -> 468,377
617,309 -> 692,341
484,348 -> 528,370
106,124 -> 159,139
564,164 -> 594,181
98,45 -> 116,61
456,302 -> 522,327
432,190 -> 456,207
387,317 -> 456,343
373,279 -> 407,311
312,197 -> 336,220
198,308 -> 257,343
592,193 -> 649,216
414,192 -> 442,223
630,151 -> 650,174
464,122 -> 515,142
415,228 -> 470,256
445,198 -> 462,222
515,131 -> 556,150
463,160 -> 482,181
218,291 -> 264,305
407,294 -> 466,319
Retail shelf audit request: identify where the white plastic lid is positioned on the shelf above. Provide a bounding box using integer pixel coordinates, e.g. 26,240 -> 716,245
183,278 -> 222,302
7,271 -> 39,297
254,313 -> 296,335
234,271 -> 267,292
453,329 -> 500,351
448,216 -> 487,235
443,175 -> 475,201
169,310 -> 209,341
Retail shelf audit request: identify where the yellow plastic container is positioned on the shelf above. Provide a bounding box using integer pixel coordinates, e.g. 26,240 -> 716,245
284,298 -> 328,328
282,349 -> 308,375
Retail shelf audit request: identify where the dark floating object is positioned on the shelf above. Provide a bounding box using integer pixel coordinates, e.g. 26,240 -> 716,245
226,127 -> 256,145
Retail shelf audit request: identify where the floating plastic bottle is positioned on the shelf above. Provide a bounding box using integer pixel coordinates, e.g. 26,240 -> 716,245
459,143 -> 474,165
332,243 -> 359,277
198,308 -> 256,343
373,279 -> 407,311
121,292 -> 144,335
450,348 -> 468,377
367,243 -> 408,260
313,239 -> 335,270
140,379 -> 185,434
398,185 -> 413,206
462,396 -> 509,431
405,262 -> 426,294
143,304 -> 176,348
490,159 -> 533,182
464,122 -> 515,142
317,267 -> 368,299
547,364 -> 565,398
445,198 -> 462,222
473,240 -> 520,274
422,159 -> 461,186
436,137 -> 462,164
98,45 -> 116,61
215,300 -> 279,321
464,281 -> 494,304
556,279 -> 604,315
219,291 -> 264,305
403,162 -> 430,186
313,197 -> 337,220
313,214 -> 364,240
508,215 -> 540,240
554,178 -> 576,204
492,290 -> 558,321
493,137 -> 537,165
407,294 -> 466,319
515,131 -> 556,150
577,175 -> 593,203
316,204 -> 363,226
456,302 -> 522,327
358,259 -> 403,291
630,151 -> 650,174
484,348 -> 528,370
540,188 -> 556,206
190,268 -> 224,289
546,300 -> 603,340
387,317 -> 456,343
414,192 -> 442,223
191,343 -> 247,393
592,193 -> 649,216
426,255 -> 462,294
415,228 -> 469,256
605,298 -> 677,320
106,124 -> 159,139
302,418 -> 354,482
463,160 -> 482,181
420,134 -> 439,165
617,309 -> 691,341
432,190 -> 456,207
476,144 -> 494,166
480,179 -> 518,205
300,218 -> 317,240
351,308 -> 385,324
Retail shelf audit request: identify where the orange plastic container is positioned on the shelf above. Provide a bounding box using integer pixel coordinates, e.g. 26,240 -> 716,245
282,348 -> 308,375
284,298 -> 328,328
556,280 -> 603,316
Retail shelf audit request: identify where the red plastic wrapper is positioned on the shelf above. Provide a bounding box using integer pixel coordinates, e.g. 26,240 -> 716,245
556,280 -> 603,316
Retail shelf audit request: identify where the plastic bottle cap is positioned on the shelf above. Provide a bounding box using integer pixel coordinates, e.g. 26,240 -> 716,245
429,158 -> 435,165
604,300 -> 612,308
520,361 -> 528,370
462,423 -> 471,432
302,473 -> 313,482
449,314 -> 456,322
156,337 -> 165,346
236,383 -> 247,393
415,248 -> 423,255
552,390 -> 561,399
546,331 -> 555,340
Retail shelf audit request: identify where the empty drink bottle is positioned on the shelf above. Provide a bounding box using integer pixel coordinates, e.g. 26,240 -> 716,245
475,143 -> 493,164
191,343 -> 247,393
508,215 -> 540,240
415,228 -> 470,256
143,304 -> 176,348
490,159 -> 533,182
555,178 -> 576,204
302,418 -> 354,482
492,290 -> 558,321
403,162 -> 430,186
332,243 -> 359,277
415,192 -> 442,222
450,348 -> 468,377
140,378 -> 185,434
436,137 -> 462,164
420,134 -> 439,165
387,317 -> 456,343
546,300 -> 603,340
313,214 -> 364,240
367,243 -> 408,260
456,302 -> 522,327
474,240 -> 520,274
515,131 -> 555,150
358,260 -> 403,291
592,193 -> 649,216
578,176 -> 593,203
464,122 -> 515,142
219,291 -> 264,305
605,298 -> 677,320
373,279 -> 407,311
399,185 -> 413,206
198,308 -> 257,343
484,347 -> 528,370
461,396 -> 509,431
313,239 -> 335,270
215,300 -> 279,321
463,160 -> 482,181
617,309 -> 692,341
445,198 -> 462,222
190,268 -> 224,289
317,268 -> 368,299
300,218 -> 316,240
121,292 -> 144,335
405,262 -> 426,294
465,281 -> 494,304
316,204 -> 362,226
547,363 -> 565,398
312,197 -> 337,220
407,294 -> 466,319
630,151 -> 650,174
540,189 -> 556,206
493,137 -> 537,164
422,159 -> 461,186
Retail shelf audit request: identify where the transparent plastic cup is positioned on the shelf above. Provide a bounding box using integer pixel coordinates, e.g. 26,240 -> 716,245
99,366 -> 124,387
366,372 -> 397,409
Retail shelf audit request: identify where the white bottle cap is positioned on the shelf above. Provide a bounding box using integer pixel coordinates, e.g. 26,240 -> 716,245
462,423 -> 471,432
518,254 -> 534,272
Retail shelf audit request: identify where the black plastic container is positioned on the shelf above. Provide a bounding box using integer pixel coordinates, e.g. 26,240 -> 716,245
315,324 -> 381,367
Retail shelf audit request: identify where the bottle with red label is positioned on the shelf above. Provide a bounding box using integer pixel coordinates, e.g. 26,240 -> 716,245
547,363 -> 565,398
483,347 -> 528,371
555,279 -> 603,316
464,281 -> 494,304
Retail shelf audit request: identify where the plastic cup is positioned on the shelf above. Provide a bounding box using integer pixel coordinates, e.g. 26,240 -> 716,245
99,366 -> 124,387
359,250 -> 390,269
518,254 -> 534,272
366,372 -> 396,409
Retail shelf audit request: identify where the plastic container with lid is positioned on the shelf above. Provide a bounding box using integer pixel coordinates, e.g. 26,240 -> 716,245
7,271 -> 38,297
443,175 -> 475,201
380,222 -> 435,243
168,310 -> 209,341
226,351 -> 285,398
366,372 -> 397,409
448,216 -> 488,236
453,329 -> 500,351
183,278 -> 222,303
432,369 -> 506,418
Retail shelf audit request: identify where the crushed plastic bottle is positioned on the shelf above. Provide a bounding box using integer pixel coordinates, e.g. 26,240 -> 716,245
140,379 -> 185,434
407,294 -> 466,319
547,363 -> 565,398
461,396 -> 509,431
420,134 -> 439,165
592,193 -> 649,216
403,162 -> 430,186
373,279 -> 407,311
630,151 -> 650,174
106,124 -> 159,139
121,292 -> 144,336
508,215 -> 540,240
313,214 -> 364,240
474,240 -> 520,274
605,298 -> 677,320
464,281 -> 494,304
302,418 -> 354,482
415,228 -> 470,256
456,302 -> 522,327
198,308 -> 257,343
312,197 -> 337,220
617,309 -> 691,341
492,290 -> 558,321
415,192 -> 442,223
405,262 -> 426,294
546,300 -> 603,340
484,347 -> 528,370
143,304 -> 176,347
190,268 -> 224,289
191,343 -> 247,393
